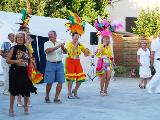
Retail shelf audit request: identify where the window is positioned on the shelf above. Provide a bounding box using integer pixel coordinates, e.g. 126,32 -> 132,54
125,17 -> 137,33
108,0 -> 112,4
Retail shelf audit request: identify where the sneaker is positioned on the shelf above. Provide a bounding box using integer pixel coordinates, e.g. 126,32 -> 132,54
54,98 -> 62,104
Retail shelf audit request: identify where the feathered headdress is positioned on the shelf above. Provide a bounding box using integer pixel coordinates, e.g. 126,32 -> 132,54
18,0 -> 32,28
65,11 -> 86,35
94,16 -> 123,37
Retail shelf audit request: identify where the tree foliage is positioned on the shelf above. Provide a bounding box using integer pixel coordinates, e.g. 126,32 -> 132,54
132,7 -> 160,38
0,0 -> 109,24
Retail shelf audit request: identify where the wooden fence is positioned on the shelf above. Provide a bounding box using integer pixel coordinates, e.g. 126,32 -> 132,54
112,35 -> 147,68
122,37 -> 140,67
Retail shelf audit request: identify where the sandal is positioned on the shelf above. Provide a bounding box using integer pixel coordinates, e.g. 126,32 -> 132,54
45,97 -> 51,103
54,98 -> 62,104
72,89 -> 80,99
143,86 -> 146,89
72,89 -> 75,94
9,110 -> 15,117
100,91 -> 104,96
74,95 -> 80,99
103,91 -> 109,96
24,107 -> 29,115
139,84 -> 143,89
68,95 -> 75,99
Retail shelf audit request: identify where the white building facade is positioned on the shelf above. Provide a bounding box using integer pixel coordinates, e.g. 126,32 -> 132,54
106,0 -> 160,32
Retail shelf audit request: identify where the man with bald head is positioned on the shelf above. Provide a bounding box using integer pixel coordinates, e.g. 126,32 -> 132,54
0,33 -> 15,95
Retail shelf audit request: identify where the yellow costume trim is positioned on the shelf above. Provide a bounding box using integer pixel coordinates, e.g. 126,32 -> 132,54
96,44 -> 113,70
28,43 -> 34,54
76,72 -> 86,76
66,73 -> 86,78
66,73 -> 77,77
66,73 -> 86,80
77,77 -> 86,81
96,44 -> 112,58
66,42 -> 90,58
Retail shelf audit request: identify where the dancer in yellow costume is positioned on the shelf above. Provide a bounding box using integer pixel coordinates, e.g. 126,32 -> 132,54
96,36 -> 113,96
94,16 -> 122,96
65,32 -> 90,99
65,12 -> 90,99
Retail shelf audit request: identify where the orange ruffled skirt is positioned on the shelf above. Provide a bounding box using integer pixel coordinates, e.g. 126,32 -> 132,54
28,64 -> 43,84
65,58 -> 86,82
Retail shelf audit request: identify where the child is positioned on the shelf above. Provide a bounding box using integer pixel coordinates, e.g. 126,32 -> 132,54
137,41 -> 151,89
130,68 -> 137,78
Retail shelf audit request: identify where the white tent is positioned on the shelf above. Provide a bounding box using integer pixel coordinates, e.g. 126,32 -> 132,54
0,11 -> 97,78
0,11 -> 96,42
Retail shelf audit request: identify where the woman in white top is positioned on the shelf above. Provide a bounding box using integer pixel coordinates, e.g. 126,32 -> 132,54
137,41 -> 151,89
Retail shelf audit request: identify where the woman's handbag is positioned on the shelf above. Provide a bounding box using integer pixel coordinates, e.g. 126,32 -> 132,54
150,66 -> 156,76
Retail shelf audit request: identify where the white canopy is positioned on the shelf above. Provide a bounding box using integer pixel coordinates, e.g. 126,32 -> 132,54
0,11 -> 97,76
0,11 -> 96,42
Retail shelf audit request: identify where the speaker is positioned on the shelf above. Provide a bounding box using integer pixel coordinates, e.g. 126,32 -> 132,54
90,32 -> 98,45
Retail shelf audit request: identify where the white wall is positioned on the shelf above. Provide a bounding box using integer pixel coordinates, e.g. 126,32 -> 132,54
106,0 -> 160,32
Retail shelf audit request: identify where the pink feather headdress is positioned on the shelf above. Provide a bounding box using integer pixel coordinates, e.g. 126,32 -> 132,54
94,16 -> 123,37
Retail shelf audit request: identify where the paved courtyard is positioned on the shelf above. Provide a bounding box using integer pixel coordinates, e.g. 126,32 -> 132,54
0,77 -> 160,120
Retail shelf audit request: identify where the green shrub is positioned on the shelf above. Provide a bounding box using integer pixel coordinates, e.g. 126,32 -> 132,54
114,66 -> 128,75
